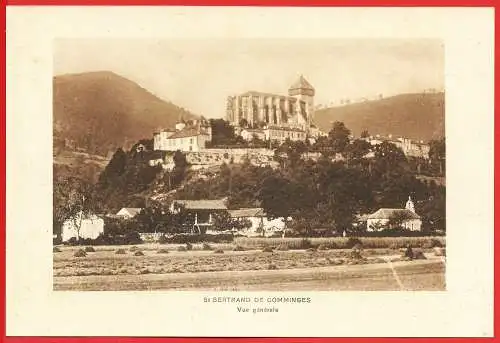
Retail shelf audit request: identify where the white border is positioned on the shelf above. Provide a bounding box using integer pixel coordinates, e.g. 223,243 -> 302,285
6,6 -> 494,337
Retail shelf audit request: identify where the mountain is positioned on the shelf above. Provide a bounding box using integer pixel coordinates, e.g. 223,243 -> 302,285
313,93 -> 445,142
53,71 -> 197,156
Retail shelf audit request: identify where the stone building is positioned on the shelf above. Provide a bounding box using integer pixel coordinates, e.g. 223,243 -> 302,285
366,135 -> 431,159
366,196 -> 422,232
153,119 -> 212,152
226,75 -> 315,134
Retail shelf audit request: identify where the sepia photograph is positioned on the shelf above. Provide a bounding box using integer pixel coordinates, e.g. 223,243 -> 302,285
52,38 -> 446,292
6,5 -> 495,338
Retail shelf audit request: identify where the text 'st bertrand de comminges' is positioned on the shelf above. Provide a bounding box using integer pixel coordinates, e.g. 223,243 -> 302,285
204,296 -> 312,314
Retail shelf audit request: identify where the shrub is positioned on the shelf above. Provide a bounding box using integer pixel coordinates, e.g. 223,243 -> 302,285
129,246 -> 139,252
402,245 -> 414,259
262,246 -> 274,253
346,238 -> 363,249
306,247 -> 317,252
413,249 -> 426,260
318,244 -> 329,251
423,238 -> 444,249
186,243 -> 193,251
53,247 -> 61,253
124,232 -> 143,245
299,238 -> 313,249
158,235 -> 169,244
276,244 -> 289,251
214,249 -> 224,254
433,247 -> 446,256
232,245 -> 246,251
134,251 -> 145,256
74,249 -> 87,257
157,249 -> 169,254
84,246 -> 95,253
177,246 -> 187,252
202,243 -> 213,251
350,248 -> 363,260
267,264 -> 278,270
115,249 -> 126,254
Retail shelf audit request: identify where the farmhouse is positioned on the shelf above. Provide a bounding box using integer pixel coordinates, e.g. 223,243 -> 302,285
116,207 -> 143,219
170,199 -> 228,233
228,208 -> 288,237
366,197 -> 422,231
61,212 -> 104,242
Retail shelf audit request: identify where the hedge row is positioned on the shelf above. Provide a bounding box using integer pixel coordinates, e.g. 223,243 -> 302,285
160,233 -> 234,244
233,236 -> 446,250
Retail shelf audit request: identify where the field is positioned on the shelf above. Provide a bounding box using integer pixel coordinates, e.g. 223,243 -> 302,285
53,243 -> 446,291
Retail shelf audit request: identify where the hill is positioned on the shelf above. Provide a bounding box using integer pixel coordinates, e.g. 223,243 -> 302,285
53,71 -> 197,156
314,93 -> 445,142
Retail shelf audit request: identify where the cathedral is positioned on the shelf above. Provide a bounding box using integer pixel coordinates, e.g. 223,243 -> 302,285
226,75 -> 315,133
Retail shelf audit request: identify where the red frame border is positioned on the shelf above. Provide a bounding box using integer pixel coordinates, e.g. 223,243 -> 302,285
1,2 -> 496,343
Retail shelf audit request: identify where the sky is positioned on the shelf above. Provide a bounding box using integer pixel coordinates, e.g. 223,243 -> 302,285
54,38 -> 444,119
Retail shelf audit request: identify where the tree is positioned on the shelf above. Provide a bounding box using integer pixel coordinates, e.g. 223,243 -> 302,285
258,176 -> 295,219
388,211 -> 410,230
345,139 -> 371,162
212,211 -> 238,231
360,130 -> 370,139
328,121 -> 351,154
53,176 -> 98,240
210,119 -> 237,146
372,141 -> 408,177
239,118 -> 249,128
429,138 -> 446,175
172,150 -> 188,186
98,148 -> 127,187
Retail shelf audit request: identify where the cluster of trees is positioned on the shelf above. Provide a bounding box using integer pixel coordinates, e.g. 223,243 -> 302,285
54,119 -> 446,238
176,121 -> 446,235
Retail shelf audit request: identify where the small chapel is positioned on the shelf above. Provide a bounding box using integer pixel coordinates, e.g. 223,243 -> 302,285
366,196 -> 423,232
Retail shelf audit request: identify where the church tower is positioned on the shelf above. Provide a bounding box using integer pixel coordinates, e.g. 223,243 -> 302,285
405,196 -> 415,213
288,75 -> 315,130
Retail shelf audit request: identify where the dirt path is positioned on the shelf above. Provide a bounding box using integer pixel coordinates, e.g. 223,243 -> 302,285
53,258 -> 445,291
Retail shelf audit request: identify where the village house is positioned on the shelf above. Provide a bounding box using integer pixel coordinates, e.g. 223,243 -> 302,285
365,135 -> 430,159
240,128 -> 267,142
116,207 -> 143,219
170,199 -> 228,233
153,120 -> 212,152
365,197 -> 422,231
61,212 -> 104,242
228,207 -> 288,237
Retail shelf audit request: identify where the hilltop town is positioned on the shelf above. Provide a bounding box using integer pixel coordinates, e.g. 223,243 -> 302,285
54,74 -> 445,245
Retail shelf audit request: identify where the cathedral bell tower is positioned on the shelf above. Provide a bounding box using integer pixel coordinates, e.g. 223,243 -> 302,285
288,75 -> 315,131
405,196 -> 415,213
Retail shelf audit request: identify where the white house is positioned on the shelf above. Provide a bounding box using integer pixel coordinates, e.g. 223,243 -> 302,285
366,197 -> 422,231
240,129 -> 266,142
228,207 -> 288,237
61,212 -> 104,242
116,207 -> 143,219
153,120 -> 212,152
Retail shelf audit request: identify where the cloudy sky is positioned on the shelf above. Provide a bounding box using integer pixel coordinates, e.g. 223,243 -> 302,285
54,38 -> 444,118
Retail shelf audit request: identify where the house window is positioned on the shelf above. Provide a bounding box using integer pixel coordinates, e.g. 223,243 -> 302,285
190,138 -> 194,144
